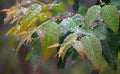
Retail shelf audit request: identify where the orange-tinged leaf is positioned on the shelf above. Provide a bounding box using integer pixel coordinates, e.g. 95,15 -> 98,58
3,5 -> 22,24
79,51 -> 85,60
37,20 -> 61,62
19,31 -> 27,43
72,40 -> 85,60
0,9 -> 9,12
81,35 -> 102,70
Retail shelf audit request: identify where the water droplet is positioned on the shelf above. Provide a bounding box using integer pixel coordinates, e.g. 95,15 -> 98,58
17,25 -> 21,30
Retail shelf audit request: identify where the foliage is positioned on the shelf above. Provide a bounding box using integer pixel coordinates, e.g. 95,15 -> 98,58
3,0 -> 120,73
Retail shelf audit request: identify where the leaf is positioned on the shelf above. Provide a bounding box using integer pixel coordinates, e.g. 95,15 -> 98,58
19,13 -> 39,32
92,24 -> 108,40
81,35 -> 102,70
9,36 -> 16,49
6,25 -> 20,36
52,2 -> 64,13
19,4 -> 42,31
19,31 -> 27,43
28,4 -> 42,12
30,38 -> 41,70
101,5 -> 119,33
78,6 -> 88,16
110,0 -> 120,7
3,6 -> 21,24
85,5 -> 101,27
37,20 -> 61,62
106,28 -> 119,60
60,14 -> 93,36
25,53 -> 32,61
118,52 -> 120,61
72,40 -> 85,60
101,40 -> 118,70
58,33 -> 77,60
72,0 -> 80,12
60,17 -> 78,32
15,42 -> 22,56
38,12 -> 52,21
60,14 -> 84,32
41,5 -> 49,11
48,43 -> 60,48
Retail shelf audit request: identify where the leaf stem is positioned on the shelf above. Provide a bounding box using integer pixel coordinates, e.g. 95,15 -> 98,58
100,0 -> 103,4
99,0 -> 105,5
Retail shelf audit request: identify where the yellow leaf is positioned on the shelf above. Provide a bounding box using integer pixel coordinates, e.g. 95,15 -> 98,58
118,52 -> 120,61
48,43 -> 60,48
57,33 -> 77,60
9,37 -> 16,49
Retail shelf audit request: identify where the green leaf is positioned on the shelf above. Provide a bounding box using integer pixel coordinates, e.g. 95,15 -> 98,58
101,5 -> 119,33
58,33 -> 77,60
19,4 -> 42,31
85,5 -> 101,27
110,0 -> 120,7
20,15 -> 38,32
30,38 -> 41,70
78,6 -> 88,16
60,14 -> 83,31
101,40 -> 117,70
52,2 -> 64,13
72,40 -> 85,59
60,14 -> 93,35
28,4 -> 42,12
92,24 -> 108,40
25,53 -> 32,61
81,35 -> 102,70
106,28 -> 119,59
38,20 -> 61,62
